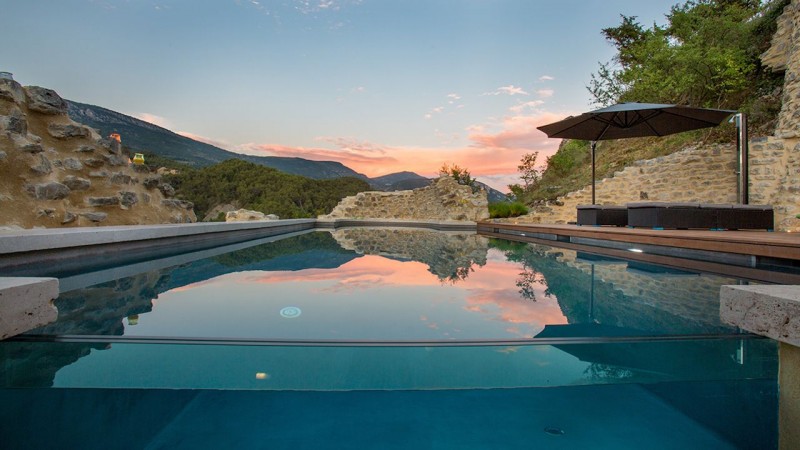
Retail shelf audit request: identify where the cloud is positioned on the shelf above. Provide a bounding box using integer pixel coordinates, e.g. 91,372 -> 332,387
467,111 -> 566,153
509,100 -> 545,114
134,112 -> 172,129
536,89 -> 554,98
538,75 -> 555,82
447,93 -> 461,103
483,85 -> 529,96
425,106 -> 445,119
176,131 -> 236,150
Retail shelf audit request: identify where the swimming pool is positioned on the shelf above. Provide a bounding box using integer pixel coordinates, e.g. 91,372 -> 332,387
0,228 -> 778,449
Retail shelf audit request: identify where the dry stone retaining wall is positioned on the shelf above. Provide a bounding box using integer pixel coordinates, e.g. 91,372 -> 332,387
322,176 -> 489,222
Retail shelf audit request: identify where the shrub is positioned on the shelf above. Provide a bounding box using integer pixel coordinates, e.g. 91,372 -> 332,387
489,202 -> 528,218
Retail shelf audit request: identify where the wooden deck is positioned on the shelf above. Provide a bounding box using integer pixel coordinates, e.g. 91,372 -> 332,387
477,222 -> 800,284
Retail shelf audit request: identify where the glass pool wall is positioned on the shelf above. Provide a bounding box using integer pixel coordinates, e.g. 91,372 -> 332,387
0,229 -> 780,449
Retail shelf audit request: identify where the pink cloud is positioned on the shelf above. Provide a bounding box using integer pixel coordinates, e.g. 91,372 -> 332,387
538,75 -> 555,82
467,111 -> 566,154
176,131 -> 236,150
135,112 -> 172,129
483,85 -> 529,96
536,89 -> 555,98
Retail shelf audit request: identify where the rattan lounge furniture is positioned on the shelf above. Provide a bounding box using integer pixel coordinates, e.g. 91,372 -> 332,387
627,202 -> 773,230
577,204 -> 628,227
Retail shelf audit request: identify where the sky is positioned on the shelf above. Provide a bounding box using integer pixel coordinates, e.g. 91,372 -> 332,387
1,0 -> 677,191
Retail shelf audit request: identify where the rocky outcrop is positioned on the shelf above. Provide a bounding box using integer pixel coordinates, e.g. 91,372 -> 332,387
322,176 -> 489,221
25,87 -> 67,115
0,78 -> 196,228
225,209 -> 279,222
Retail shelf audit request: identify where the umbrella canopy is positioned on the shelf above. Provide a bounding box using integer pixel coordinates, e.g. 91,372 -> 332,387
537,102 -> 735,141
536,102 -> 737,204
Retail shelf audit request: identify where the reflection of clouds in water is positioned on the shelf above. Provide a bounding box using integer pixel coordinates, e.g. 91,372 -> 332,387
458,259 -> 567,338
156,247 -> 567,340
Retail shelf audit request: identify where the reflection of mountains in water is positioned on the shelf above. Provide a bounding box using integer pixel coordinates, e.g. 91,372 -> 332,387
3,230 -> 490,387
331,229 -> 488,282
2,233 -> 359,387
165,232 -> 359,290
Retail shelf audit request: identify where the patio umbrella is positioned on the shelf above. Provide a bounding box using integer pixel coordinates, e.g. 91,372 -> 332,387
536,102 -> 737,204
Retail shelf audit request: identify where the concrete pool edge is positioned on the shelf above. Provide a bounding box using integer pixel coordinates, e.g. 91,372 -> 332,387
0,277 -> 58,340
0,218 -> 477,256
720,285 -> 800,450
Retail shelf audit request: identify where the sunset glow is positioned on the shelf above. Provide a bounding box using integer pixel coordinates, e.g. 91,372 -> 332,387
3,1 -> 673,192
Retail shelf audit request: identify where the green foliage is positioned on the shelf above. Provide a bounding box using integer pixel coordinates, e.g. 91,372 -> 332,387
546,140 -> 589,177
439,163 -> 477,191
140,151 -> 196,172
489,201 -> 529,218
517,152 -> 541,189
508,152 -> 543,204
588,0 -> 787,123
525,0 -> 789,205
167,159 -> 370,219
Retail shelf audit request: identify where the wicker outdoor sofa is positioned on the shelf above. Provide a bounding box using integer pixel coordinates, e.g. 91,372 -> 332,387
577,202 -> 774,230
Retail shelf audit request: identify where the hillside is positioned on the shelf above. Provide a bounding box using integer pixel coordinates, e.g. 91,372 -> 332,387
0,79 -> 195,228
67,101 -> 507,200
167,159 -> 371,220
66,100 -> 369,180
525,0 -> 787,205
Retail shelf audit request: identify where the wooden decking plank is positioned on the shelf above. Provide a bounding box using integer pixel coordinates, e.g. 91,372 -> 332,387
478,222 -> 800,261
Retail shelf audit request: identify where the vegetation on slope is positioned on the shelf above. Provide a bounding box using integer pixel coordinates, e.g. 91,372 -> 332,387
166,159 -> 371,220
522,0 -> 789,204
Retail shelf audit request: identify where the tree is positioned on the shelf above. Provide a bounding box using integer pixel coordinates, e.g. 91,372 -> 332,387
587,0 -> 782,111
507,152 -> 542,202
518,152 -> 541,190
439,163 -> 477,191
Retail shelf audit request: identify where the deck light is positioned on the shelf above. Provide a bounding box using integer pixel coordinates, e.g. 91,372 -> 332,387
628,248 -> 643,253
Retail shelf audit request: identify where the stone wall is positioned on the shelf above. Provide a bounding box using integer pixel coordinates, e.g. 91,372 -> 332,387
0,78 -> 195,228
516,1 -> 800,232
321,176 -> 489,221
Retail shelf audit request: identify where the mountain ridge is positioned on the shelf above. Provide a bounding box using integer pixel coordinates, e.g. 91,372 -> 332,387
66,100 -> 369,180
66,99 -> 507,201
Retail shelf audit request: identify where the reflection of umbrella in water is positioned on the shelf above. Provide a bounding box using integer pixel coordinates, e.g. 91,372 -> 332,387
536,103 -> 739,205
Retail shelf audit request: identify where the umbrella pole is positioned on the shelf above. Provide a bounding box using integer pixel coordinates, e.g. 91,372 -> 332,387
591,141 -> 597,204
734,113 -> 749,204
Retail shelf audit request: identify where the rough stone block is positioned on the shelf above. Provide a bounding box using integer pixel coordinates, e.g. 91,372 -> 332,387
720,285 -> 800,346
0,277 -> 59,339
48,123 -> 90,139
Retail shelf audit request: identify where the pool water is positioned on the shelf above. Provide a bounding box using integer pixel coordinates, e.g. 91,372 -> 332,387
0,229 -> 779,449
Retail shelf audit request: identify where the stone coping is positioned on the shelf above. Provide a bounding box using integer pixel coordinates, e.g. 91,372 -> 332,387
0,219 -> 477,256
0,219 -> 317,255
720,285 -> 800,347
0,277 -> 58,340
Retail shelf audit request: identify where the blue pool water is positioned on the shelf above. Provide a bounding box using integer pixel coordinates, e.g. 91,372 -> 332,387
0,229 -> 779,449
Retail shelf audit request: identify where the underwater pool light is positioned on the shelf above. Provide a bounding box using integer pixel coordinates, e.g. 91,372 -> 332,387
280,306 -> 302,318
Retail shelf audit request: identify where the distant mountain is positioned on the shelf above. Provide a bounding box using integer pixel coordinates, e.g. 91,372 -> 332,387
66,100 -> 368,180
369,171 -> 430,190
370,171 -> 507,202
66,100 -> 508,201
